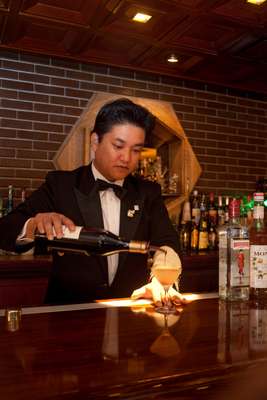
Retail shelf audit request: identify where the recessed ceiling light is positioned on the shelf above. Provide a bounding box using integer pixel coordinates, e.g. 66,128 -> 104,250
247,0 -> 266,4
167,54 -> 179,63
132,13 -> 152,23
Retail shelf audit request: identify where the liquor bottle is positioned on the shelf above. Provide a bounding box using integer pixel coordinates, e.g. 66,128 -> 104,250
191,190 -> 200,225
7,185 -> 13,214
208,221 -> 217,250
246,194 -> 254,226
224,196 -> 230,223
240,195 -> 248,226
190,217 -> 199,252
181,197 -> 191,224
21,187 -> 26,203
217,195 -> 225,226
218,198 -> 250,301
15,226 -> 160,256
179,221 -> 191,253
200,194 -> 207,217
250,192 -> 267,301
198,211 -> 209,251
208,192 -> 217,226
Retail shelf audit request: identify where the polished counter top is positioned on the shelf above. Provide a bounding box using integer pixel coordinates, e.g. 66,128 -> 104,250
0,294 -> 266,399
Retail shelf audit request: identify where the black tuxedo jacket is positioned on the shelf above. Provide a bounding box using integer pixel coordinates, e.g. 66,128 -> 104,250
0,165 -> 179,304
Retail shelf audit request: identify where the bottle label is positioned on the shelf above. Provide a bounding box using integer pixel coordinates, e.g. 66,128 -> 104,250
230,239 -> 250,287
198,231 -> 208,249
250,245 -> 267,288
191,228 -> 199,248
62,225 -> 82,239
192,208 -> 200,224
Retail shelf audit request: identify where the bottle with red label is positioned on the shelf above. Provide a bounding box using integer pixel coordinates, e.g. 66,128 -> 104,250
218,198 -> 250,301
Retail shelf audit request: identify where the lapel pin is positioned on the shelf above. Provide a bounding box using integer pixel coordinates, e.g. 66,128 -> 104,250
127,209 -> 135,218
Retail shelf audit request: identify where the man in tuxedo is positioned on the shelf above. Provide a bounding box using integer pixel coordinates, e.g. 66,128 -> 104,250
0,98 -> 184,305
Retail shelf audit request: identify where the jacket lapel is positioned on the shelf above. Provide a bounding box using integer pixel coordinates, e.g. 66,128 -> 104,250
118,177 -> 145,274
73,165 -> 104,229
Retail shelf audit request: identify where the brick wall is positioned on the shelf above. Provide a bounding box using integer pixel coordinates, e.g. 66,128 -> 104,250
0,50 -> 267,206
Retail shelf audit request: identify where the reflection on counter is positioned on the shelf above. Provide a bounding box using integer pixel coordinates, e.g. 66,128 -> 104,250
218,300 -> 267,366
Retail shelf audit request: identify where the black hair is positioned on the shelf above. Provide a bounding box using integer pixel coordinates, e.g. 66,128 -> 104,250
92,98 -> 155,142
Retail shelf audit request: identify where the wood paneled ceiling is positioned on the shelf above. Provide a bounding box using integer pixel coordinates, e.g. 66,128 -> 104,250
1,0 -> 267,94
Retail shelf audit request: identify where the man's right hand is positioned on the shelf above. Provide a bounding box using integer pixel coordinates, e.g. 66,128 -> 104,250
26,212 -> 76,240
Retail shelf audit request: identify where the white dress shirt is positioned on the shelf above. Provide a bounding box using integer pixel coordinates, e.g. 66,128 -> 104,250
91,162 -> 124,286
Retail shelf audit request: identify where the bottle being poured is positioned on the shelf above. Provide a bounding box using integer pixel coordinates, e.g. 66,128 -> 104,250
15,226 -> 165,257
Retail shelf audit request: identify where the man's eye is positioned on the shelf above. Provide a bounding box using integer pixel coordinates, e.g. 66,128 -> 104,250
133,148 -> 141,154
113,144 -> 123,150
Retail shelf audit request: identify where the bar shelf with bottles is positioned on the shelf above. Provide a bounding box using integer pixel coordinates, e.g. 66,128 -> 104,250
134,149 -> 180,197
178,190 -> 256,255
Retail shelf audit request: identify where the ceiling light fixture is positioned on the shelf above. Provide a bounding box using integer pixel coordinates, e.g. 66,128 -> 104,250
247,0 -> 267,5
167,54 -> 179,63
132,13 -> 152,23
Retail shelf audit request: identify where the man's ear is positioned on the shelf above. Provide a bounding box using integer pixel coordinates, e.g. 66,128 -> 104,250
91,132 -> 99,151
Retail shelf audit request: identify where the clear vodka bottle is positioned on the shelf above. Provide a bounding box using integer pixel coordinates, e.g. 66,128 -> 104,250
218,198 -> 250,301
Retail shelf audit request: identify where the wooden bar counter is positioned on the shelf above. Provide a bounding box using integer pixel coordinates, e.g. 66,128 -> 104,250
0,295 -> 266,400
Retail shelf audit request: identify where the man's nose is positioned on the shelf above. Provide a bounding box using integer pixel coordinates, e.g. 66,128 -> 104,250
120,148 -> 131,163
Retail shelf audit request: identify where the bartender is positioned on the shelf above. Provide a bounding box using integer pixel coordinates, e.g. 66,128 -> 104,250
0,98 -> 185,306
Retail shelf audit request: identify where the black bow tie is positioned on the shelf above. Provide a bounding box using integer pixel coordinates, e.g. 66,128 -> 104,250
96,179 -> 126,200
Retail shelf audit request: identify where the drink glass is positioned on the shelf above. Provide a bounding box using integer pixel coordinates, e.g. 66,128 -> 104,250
153,265 -> 179,314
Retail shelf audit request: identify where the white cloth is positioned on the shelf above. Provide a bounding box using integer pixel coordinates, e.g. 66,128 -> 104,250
92,162 -> 124,286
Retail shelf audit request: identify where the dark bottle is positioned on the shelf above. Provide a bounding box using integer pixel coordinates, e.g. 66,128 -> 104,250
200,194 -> 207,218
224,196 -> 230,223
217,195 -> 225,226
179,221 -> 191,253
208,221 -> 217,250
208,192 -> 217,226
198,212 -> 209,251
191,190 -> 200,225
15,227 -> 161,256
246,194 -> 254,226
240,195 -> 248,226
190,217 -> 199,252
7,185 -> 13,214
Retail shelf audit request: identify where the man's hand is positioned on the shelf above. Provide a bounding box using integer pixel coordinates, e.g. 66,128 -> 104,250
26,212 -> 76,240
131,276 -> 189,307
131,246 -> 190,307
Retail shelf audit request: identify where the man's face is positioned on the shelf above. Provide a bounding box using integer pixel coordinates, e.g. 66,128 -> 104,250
92,123 -> 145,182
